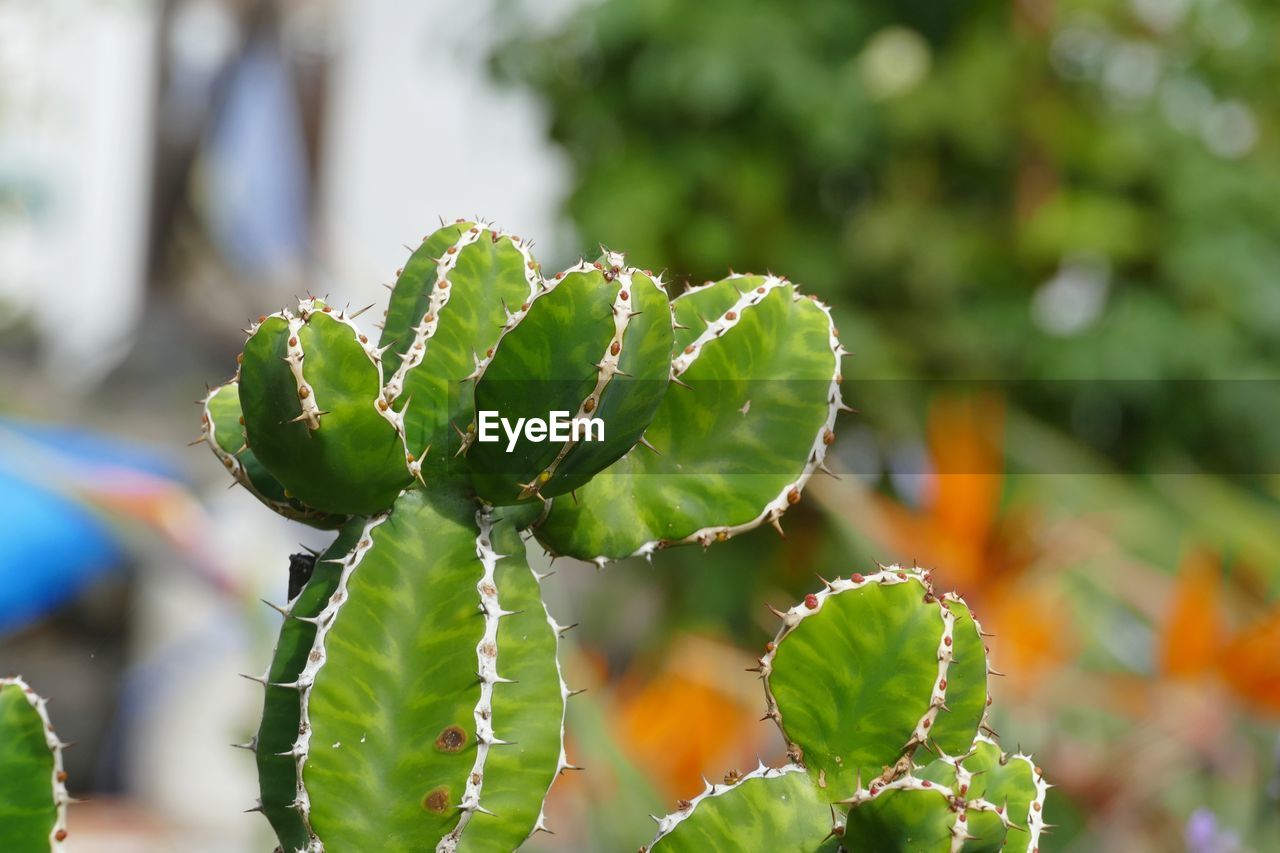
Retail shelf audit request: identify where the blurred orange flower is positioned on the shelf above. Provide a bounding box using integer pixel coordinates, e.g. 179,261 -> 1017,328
612,636 -> 768,798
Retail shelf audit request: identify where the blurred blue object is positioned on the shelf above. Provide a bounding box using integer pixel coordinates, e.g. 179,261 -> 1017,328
0,467 -> 126,636
203,35 -> 310,277
0,419 -> 188,636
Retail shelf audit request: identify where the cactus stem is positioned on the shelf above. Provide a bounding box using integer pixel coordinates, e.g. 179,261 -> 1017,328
1,676 -> 72,849
646,763 -> 809,847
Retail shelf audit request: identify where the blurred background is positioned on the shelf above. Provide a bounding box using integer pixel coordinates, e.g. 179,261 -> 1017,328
1,0 -> 1278,850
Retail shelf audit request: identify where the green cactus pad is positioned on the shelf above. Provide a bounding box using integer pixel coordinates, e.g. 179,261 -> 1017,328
201,381 -> 345,529
840,761 -> 1008,853
644,765 -> 840,853
931,595 -> 991,758
533,274 -> 845,565
467,255 -> 672,505
0,677 -> 70,850
275,489 -> 564,850
239,299 -> 414,515
250,520 -> 366,851
760,569 -> 987,801
380,220 -> 544,471
960,736 -> 1050,853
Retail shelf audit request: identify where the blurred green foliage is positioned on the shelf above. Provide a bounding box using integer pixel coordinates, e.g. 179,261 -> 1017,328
493,0 -> 1280,476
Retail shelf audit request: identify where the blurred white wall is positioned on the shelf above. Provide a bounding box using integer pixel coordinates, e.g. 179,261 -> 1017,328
0,0 -> 156,385
318,0 -> 574,309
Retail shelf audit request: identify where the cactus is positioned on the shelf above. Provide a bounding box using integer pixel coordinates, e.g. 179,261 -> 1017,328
0,677 -> 70,850
646,567 -> 1050,852
198,215 -> 1046,851
200,216 -> 846,850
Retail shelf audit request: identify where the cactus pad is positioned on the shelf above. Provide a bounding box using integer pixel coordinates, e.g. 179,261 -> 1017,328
239,300 -> 415,515
760,568 -> 988,800
645,764 -> 841,852
467,254 -> 672,504
532,274 -> 846,565
0,677 -> 70,850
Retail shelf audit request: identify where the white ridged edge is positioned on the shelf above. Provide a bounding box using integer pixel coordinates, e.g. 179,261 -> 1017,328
758,567 -> 956,766
458,254 -> 609,458
970,732 -> 1051,850
528,251 -> 666,496
839,766 -> 1010,853
522,537 -> 576,841
1,676 -> 70,850
436,508 -> 515,852
200,381 -> 325,523
583,274 -> 848,567
643,763 -> 812,851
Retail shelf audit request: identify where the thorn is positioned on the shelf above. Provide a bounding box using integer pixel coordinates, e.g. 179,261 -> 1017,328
187,435 -> 207,446
637,434 -> 660,454
261,599 -> 289,617
765,603 -> 787,619
348,302 -> 376,319
670,376 -> 693,389
769,515 -> 787,539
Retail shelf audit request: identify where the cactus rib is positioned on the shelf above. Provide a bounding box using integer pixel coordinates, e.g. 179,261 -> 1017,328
0,676 -> 71,850
382,222 -> 490,404
290,513 -> 389,849
524,252 -> 637,498
436,507 -> 510,851
524,560 -> 573,839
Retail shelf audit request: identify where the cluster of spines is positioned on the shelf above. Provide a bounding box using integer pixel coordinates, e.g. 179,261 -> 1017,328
0,676 -> 72,849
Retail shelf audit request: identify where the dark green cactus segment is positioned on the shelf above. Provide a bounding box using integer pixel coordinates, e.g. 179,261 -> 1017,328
252,520 -> 365,851
381,223 -> 543,470
646,765 -> 841,853
297,490 -> 481,848
840,768 -> 1007,853
201,381 -> 344,529
379,220 -> 470,376
467,257 -> 672,505
929,595 -> 989,758
533,275 -> 845,564
239,300 -> 413,515
961,736 -> 1049,853
761,569 -> 984,801
446,505 -> 568,850
532,262 -> 673,496
0,677 -> 69,850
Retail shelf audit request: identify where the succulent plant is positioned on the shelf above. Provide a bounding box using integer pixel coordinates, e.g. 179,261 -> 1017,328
644,567 -> 1050,852
197,217 -> 846,851
0,677 -> 70,851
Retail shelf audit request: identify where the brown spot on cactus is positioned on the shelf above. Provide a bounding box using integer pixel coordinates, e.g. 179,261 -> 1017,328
676,799 -> 692,811
851,572 -> 864,583
298,386 -> 310,399
555,272 -> 563,280
520,302 -> 530,311
765,641 -> 775,652
787,488 -> 800,505
723,769 -> 742,785
593,261 -> 603,270
583,397 -> 597,413
804,593 -> 819,609
322,305 -> 332,313
378,399 -> 389,411
921,779 -> 932,787
288,336 -> 298,346
359,334 -> 368,344
446,246 -> 457,255
684,345 -> 695,354
435,725 -> 467,753
939,678 -> 947,690
619,290 -> 629,300
944,636 -> 952,646
823,429 -> 835,445
423,786 -> 451,812
725,311 -> 737,321
257,315 -> 267,323
757,286 -> 766,293
610,340 -> 621,356
56,830 -> 68,842
439,279 -> 450,289
56,771 -> 67,783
